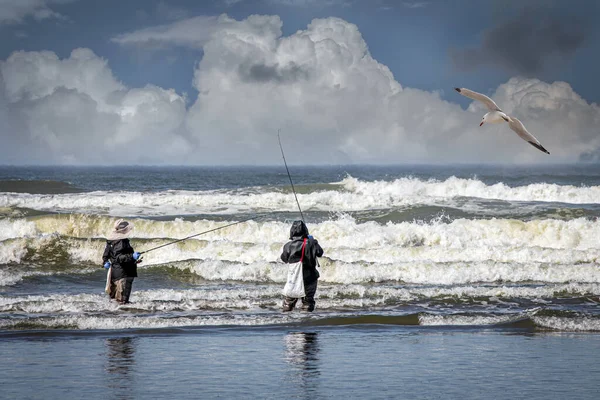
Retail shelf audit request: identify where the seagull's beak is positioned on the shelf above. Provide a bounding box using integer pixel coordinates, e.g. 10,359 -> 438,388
479,121 -> 484,127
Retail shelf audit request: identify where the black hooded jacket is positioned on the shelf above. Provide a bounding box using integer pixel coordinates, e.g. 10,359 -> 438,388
102,239 -> 138,280
280,221 -> 324,284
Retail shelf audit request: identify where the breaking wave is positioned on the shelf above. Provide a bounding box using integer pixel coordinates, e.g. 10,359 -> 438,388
3,214 -> 600,286
2,306 -> 600,332
1,176 -> 600,216
3,169 -> 600,334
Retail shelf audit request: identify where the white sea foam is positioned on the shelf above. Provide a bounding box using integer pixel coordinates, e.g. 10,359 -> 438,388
2,176 -> 599,216
2,285 -> 600,331
532,316 -> 600,331
3,215 -> 600,285
0,313 -> 295,330
418,313 -> 514,326
2,242 -> 600,286
0,218 -> 36,241
0,238 -> 29,265
4,202 -> 600,287
3,283 -> 600,314
2,311 -> 598,331
323,259 -> 600,284
418,310 -> 600,331
0,269 -> 24,286
0,214 -> 600,264
340,176 -> 600,205
16,214 -> 600,252
1,189 -> 378,216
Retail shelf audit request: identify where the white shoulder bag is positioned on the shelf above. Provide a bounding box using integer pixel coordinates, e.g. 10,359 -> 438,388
282,239 -> 306,298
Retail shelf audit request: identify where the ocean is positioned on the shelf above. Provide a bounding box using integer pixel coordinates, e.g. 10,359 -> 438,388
1,164 -> 600,399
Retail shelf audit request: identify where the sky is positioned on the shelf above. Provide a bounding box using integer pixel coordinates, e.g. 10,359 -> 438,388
0,0 -> 599,165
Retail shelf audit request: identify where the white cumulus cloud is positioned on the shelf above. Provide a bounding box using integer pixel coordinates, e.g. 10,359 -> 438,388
1,14 -> 599,165
0,48 -> 190,164
180,14 -> 600,164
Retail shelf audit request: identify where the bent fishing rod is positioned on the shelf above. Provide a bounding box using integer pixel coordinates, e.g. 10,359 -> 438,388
277,130 -> 305,223
139,215 -> 260,255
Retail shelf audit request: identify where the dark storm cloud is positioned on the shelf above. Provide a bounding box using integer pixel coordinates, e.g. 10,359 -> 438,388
238,62 -> 310,84
450,8 -> 587,75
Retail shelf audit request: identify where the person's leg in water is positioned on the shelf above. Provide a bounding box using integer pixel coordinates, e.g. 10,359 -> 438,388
120,277 -> 135,304
110,278 -> 125,302
282,296 -> 299,312
301,280 -> 318,312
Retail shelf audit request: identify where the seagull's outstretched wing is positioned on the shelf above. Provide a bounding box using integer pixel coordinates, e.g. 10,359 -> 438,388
454,87 -> 502,112
506,116 -> 550,154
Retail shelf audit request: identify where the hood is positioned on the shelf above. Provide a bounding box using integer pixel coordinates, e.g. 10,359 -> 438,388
289,220 -> 309,239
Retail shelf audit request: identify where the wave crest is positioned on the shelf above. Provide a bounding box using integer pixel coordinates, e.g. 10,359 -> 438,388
2,176 -> 600,216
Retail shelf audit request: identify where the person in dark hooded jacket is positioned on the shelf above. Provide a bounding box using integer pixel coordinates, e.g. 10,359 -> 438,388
280,220 -> 324,312
102,219 -> 142,304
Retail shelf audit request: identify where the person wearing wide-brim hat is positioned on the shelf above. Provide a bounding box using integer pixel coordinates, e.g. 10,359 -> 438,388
102,219 -> 142,304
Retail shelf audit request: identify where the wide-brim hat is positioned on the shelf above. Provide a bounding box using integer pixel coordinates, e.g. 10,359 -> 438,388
107,219 -> 134,240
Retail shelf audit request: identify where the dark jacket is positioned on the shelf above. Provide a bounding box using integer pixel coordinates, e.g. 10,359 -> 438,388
280,221 -> 324,284
102,239 -> 138,280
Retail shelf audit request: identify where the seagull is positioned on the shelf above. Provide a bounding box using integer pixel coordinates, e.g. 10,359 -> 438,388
454,87 -> 550,154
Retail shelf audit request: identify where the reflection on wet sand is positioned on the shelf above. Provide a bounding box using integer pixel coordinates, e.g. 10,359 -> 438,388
105,337 -> 137,398
284,331 -> 321,396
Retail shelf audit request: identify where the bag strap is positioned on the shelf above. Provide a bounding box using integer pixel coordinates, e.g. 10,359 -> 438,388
299,238 -> 307,263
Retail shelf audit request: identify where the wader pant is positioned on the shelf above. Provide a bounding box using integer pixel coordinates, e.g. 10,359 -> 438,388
283,280 -> 318,312
110,277 -> 135,304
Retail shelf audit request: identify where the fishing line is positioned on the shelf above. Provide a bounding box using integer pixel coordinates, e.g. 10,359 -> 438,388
139,215 -> 260,255
277,130 -> 305,222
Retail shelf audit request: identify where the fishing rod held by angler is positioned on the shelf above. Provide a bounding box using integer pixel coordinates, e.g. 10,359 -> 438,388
277,130 -> 305,222
139,215 -> 259,255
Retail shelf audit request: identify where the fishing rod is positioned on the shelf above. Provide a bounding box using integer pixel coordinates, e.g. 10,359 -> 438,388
139,215 -> 259,255
277,130 -> 305,223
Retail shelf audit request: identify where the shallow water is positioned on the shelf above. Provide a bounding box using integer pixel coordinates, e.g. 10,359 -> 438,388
2,327 -> 600,400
